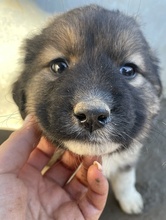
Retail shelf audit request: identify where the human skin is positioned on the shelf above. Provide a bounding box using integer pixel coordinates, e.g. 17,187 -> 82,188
0,115 -> 109,220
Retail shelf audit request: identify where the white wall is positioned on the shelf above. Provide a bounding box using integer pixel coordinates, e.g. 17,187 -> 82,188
0,0 -> 165,129
0,0 -> 47,129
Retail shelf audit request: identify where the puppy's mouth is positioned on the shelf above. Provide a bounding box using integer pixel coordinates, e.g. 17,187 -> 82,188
40,126 -> 115,156
42,122 -> 120,156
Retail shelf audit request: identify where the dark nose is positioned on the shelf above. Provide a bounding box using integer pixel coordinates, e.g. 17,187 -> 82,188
74,100 -> 110,132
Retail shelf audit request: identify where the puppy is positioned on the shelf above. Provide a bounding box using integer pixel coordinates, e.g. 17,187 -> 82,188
12,5 -> 162,214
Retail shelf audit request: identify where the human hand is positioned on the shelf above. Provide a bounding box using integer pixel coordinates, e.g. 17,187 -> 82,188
0,116 -> 109,220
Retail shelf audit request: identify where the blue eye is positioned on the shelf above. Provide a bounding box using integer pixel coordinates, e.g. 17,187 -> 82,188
50,58 -> 68,74
120,64 -> 137,79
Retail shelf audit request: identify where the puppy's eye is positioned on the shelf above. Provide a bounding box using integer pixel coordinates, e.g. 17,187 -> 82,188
50,58 -> 68,74
120,63 -> 137,79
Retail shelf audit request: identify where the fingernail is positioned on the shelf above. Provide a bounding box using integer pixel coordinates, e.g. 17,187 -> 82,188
93,161 -> 102,171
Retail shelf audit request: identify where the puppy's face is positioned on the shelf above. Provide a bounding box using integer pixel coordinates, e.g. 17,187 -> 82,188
13,5 -> 162,156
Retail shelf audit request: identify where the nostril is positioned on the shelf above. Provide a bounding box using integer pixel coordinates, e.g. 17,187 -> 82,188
75,113 -> 87,123
98,114 -> 108,124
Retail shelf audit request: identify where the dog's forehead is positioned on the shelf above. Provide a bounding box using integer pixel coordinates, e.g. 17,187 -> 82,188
38,6 -> 145,66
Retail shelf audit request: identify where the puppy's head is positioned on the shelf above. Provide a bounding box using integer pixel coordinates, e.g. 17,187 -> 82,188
13,5 -> 162,156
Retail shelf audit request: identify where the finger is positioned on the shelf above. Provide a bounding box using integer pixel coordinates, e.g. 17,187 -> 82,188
0,115 -> 41,174
64,156 -> 100,200
27,137 -> 57,171
44,151 -> 82,186
76,156 -> 101,185
78,162 -> 109,220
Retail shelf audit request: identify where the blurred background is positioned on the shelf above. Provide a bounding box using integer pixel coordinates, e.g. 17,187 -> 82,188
0,0 -> 165,130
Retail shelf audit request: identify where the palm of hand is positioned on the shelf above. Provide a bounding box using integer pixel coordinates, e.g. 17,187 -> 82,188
18,157 -> 87,220
0,120 -> 108,220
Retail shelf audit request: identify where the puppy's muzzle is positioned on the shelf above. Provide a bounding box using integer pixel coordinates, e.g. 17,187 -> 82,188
74,100 -> 110,133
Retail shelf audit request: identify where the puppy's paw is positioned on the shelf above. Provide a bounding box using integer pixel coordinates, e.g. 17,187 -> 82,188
118,190 -> 143,214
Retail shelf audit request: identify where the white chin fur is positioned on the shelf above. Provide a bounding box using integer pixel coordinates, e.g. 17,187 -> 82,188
63,140 -> 121,156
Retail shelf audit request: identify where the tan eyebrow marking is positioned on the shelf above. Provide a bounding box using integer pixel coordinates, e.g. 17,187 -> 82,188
128,53 -> 145,70
37,46 -> 64,66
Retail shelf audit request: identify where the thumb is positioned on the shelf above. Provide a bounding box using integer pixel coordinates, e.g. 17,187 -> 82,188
0,115 -> 41,174
78,161 -> 109,220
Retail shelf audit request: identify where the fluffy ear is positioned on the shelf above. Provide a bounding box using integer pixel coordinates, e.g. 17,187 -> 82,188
12,79 -> 27,119
12,36 -> 37,119
11,32 -> 43,117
